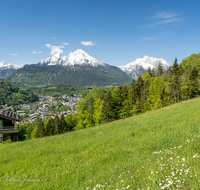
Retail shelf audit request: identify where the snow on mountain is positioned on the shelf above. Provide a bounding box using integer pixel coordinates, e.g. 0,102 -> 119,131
0,61 -> 23,70
118,56 -> 171,80
0,61 -> 24,78
38,49 -> 105,67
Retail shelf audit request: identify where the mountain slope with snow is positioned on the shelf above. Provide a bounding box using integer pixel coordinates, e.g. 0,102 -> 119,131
0,61 -> 23,78
118,56 -> 171,80
5,49 -> 132,86
38,49 -> 105,67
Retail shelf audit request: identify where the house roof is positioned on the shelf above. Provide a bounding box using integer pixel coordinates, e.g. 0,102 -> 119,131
0,110 -> 21,121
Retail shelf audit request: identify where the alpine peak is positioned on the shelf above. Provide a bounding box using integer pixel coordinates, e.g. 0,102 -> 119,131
118,55 -> 171,80
38,49 -> 105,67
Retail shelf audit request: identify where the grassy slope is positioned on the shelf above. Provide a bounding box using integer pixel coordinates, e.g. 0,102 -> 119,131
1,98 -> 200,189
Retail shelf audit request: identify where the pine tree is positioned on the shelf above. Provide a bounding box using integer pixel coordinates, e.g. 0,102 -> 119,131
135,76 -> 144,101
54,115 -> 60,135
101,91 -> 114,122
172,58 -> 179,75
171,58 -> 180,103
36,119 -> 45,138
151,68 -> 156,77
46,118 -> 54,136
116,86 -> 124,118
147,67 -> 152,77
157,62 -> 164,76
60,113 -> 66,133
129,79 -> 136,108
122,85 -> 128,100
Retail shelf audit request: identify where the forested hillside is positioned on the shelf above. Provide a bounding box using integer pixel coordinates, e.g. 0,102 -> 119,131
5,64 -> 132,86
83,87 -> 115,101
0,81 -> 39,105
76,53 -> 200,128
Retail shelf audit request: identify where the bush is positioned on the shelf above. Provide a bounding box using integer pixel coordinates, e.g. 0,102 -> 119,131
3,139 -> 13,144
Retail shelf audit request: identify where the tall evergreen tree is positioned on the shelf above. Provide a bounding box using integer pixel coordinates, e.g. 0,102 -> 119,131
129,79 -> 136,108
135,76 -> 144,101
101,91 -> 114,122
157,62 -> 164,76
122,85 -> 128,100
54,115 -> 60,135
147,67 -> 152,77
60,113 -> 66,133
170,58 -> 180,103
36,119 -> 45,138
172,58 -> 179,75
151,68 -> 156,77
46,118 -> 54,136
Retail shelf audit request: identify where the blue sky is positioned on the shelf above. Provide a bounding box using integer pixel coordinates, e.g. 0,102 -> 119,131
1,0 -> 200,66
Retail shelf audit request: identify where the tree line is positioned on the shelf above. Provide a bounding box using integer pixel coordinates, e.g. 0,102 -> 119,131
19,114 -> 77,140
76,55 -> 200,128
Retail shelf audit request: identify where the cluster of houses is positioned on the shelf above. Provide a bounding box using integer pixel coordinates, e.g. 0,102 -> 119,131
0,94 -> 84,144
2,94 -> 82,123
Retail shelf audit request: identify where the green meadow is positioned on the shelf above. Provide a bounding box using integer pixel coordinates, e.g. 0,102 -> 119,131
1,97 -> 200,189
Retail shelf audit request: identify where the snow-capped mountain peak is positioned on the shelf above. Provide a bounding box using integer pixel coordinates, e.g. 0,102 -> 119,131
0,60 -> 24,78
0,61 -> 5,67
0,60 -> 23,70
63,49 -> 105,67
118,55 -> 171,80
38,49 -> 105,67
49,52 -> 62,65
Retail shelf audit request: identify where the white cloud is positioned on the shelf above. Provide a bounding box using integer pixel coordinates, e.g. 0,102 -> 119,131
10,54 -> 17,56
81,41 -> 95,46
52,37 -> 56,39
155,11 -> 178,20
63,42 -> 69,46
45,43 -> 65,55
142,11 -> 184,29
33,51 -> 43,54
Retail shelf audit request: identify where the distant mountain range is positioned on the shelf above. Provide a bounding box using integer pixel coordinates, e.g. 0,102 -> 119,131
0,61 -> 23,78
118,56 -> 171,79
1,49 -> 171,86
5,49 -> 132,86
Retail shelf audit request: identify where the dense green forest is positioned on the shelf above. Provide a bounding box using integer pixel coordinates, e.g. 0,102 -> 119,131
33,84 -> 91,97
76,53 -> 200,128
0,81 -> 39,106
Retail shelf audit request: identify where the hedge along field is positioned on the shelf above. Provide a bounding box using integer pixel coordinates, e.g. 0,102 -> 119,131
1,97 -> 200,189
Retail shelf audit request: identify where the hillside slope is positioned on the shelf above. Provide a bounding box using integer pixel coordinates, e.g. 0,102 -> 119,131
1,97 -> 200,189
0,80 -> 38,105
